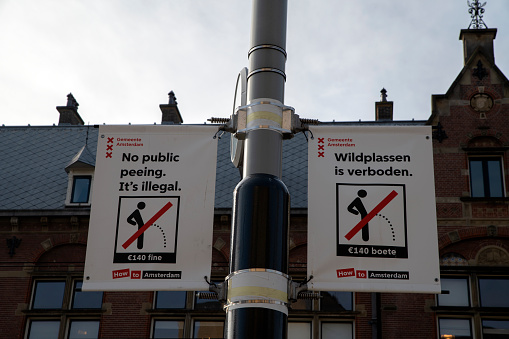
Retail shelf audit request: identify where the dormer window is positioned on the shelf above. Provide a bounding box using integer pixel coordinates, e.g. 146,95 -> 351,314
65,144 -> 95,206
71,175 -> 92,203
66,170 -> 94,206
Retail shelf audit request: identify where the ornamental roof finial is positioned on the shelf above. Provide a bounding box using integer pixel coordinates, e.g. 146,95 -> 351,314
168,91 -> 177,105
467,0 -> 488,29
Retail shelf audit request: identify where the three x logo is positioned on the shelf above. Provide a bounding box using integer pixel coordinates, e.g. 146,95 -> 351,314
317,137 -> 325,158
105,136 -> 114,158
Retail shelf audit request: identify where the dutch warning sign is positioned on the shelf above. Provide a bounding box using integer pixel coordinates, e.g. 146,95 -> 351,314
307,125 -> 441,294
83,125 -> 218,291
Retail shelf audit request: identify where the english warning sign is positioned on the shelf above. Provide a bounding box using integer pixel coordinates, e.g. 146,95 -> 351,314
83,125 -> 218,291
307,126 -> 441,293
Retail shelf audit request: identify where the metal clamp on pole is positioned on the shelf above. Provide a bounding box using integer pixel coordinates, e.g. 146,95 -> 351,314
203,272 -> 322,310
225,269 -> 290,315
209,111 -> 320,145
233,100 -> 300,140
208,109 -> 319,139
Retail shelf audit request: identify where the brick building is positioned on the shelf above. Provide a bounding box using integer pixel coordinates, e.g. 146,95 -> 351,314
1,22 -> 509,339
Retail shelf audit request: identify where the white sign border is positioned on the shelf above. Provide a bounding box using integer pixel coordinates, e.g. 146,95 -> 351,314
307,125 -> 441,294
83,125 -> 218,291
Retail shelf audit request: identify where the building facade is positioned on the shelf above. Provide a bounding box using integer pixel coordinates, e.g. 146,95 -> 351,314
1,23 -> 508,339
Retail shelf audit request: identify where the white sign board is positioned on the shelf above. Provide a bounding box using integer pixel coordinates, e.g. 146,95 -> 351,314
83,125 -> 218,291
308,126 -> 440,293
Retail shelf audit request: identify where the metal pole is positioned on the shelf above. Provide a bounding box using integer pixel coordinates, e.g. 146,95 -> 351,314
225,0 -> 289,338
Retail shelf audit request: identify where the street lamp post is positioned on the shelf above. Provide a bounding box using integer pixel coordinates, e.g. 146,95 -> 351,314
224,0 -> 290,338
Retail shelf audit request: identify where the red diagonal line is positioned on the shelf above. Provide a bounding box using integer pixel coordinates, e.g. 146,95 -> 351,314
344,190 -> 398,241
122,201 -> 173,249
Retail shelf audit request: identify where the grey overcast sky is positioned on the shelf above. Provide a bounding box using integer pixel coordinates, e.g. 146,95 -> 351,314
1,0 -> 508,126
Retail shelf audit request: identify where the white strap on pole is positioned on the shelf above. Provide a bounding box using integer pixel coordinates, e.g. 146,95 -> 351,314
225,268 -> 289,315
246,98 -> 283,129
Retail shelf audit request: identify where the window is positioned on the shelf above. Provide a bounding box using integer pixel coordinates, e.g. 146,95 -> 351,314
155,291 -> 187,309
469,157 -> 504,197
150,288 -> 226,338
482,320 -> 509,338
150,289 -> 357,338
71,176 -> 92,203
321,322 -> 353,339
320,291 -> 353,311
71,281 -> 103,309
27,320 -> 61,339
66,170 -> 94,206
289,322 -> 312,339
153,320 -> 185,338
478,277 -> 509,308
67,320 -> 100,339
287,290 -> 355,338
438,318 -> 472,339
437,277 -> 470,307
193,320 -> 224,338
26,279 -> 103,339
32,281 -> 66,309
436,274 -> 509,338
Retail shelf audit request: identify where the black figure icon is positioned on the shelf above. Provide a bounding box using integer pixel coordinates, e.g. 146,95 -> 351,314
347,189 -> 369,241
127,202 -> 146,249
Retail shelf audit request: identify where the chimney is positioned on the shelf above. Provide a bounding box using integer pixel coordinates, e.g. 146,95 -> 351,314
375,88 -> 393,121
57,93 -> 84,125
160,91 -> 183,124
459,28 -> 497,65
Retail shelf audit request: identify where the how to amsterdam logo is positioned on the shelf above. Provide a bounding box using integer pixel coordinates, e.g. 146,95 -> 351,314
112,268 -> 181,280
336,268 -> 409,280
336,183 -> 408,259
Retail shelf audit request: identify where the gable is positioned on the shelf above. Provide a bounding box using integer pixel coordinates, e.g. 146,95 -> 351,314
430,48 -> 509,124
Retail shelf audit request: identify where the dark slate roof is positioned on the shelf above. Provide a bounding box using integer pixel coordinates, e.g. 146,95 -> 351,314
0,121 -> 424,212
214,133 -> 241,209
0,125 -> 98,210
0,125 -> 307,211
66,144 -> 96,170
282,132 -> 308,209
215,131 -> 310,209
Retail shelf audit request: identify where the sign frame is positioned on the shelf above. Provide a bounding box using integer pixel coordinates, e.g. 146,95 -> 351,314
83,125 -> 218,291
307,125 -> 441,293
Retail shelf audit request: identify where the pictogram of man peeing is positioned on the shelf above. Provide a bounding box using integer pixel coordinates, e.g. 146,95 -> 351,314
347,189 -> 369,241
127,202 -> 146,249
